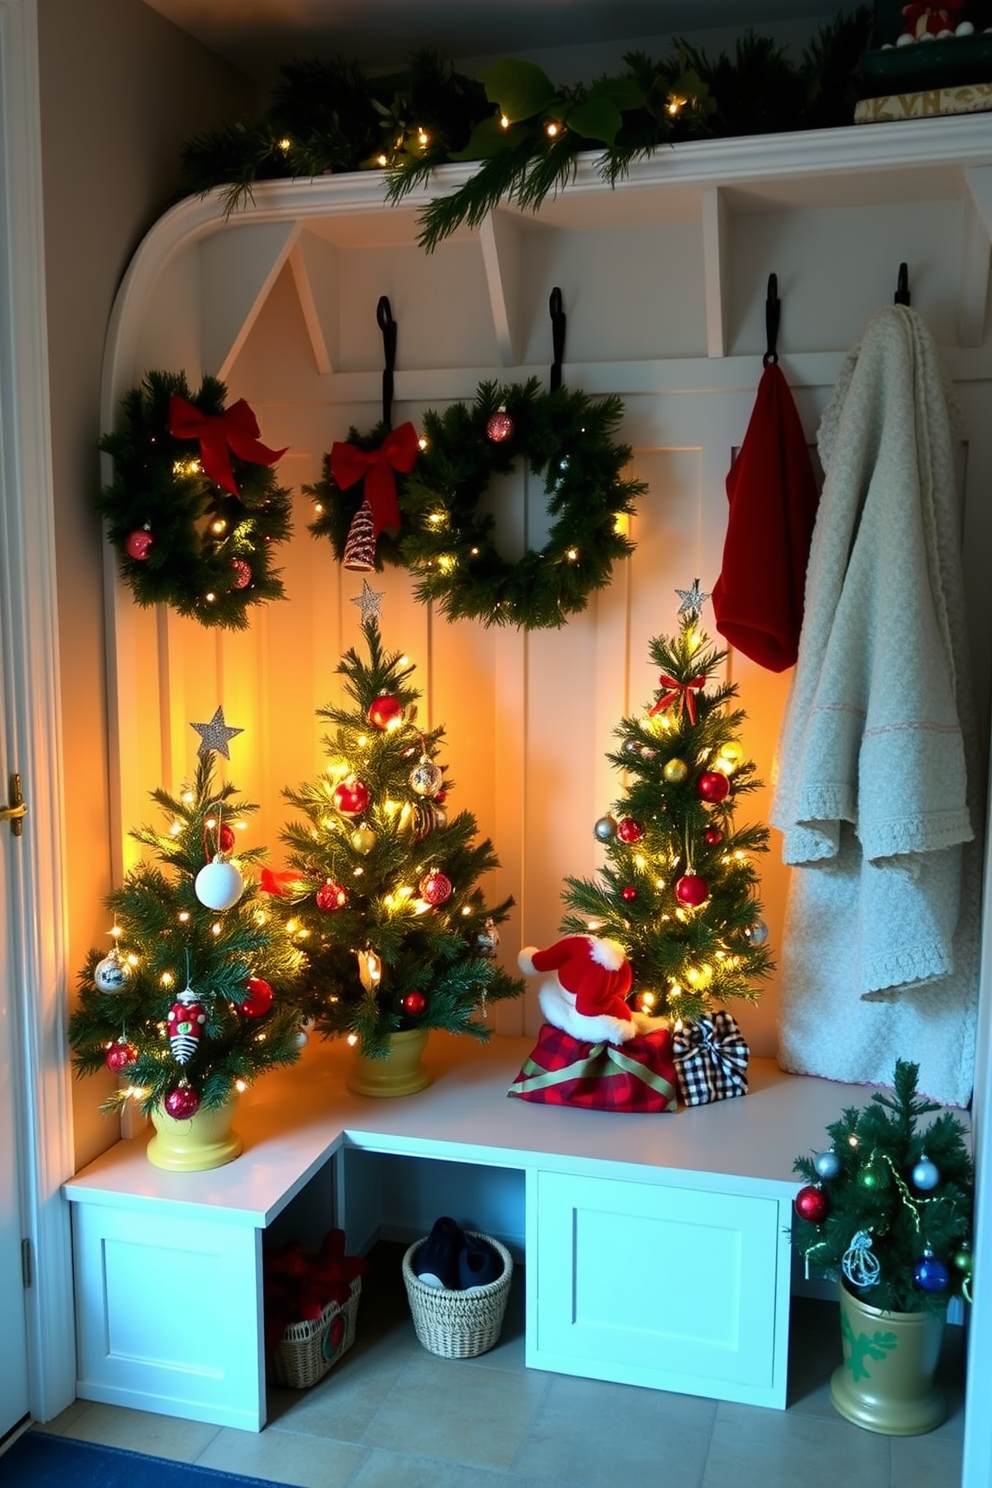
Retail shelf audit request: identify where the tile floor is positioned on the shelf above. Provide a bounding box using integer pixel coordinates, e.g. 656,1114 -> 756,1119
33,1243 -> 966,1488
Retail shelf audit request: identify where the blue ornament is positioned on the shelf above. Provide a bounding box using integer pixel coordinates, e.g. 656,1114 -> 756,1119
814,1150 -> 842,1180
914,1252 -> 950,1294
911,1158 -> 940,1191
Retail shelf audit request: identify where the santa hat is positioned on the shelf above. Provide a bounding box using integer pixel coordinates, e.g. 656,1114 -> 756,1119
518,935 -> 633,1023
711,361 -> 819,672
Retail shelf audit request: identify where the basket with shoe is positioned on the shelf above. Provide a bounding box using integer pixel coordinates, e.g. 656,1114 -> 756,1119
264,1229 -> 367,1389
403,1216 -> 513,1358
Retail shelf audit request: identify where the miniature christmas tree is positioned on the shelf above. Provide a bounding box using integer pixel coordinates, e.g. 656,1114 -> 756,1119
791,1059 -> 974,1314
278,619 -> 522,1057
68,721 -> 307,1120
559,583 -> 773,1023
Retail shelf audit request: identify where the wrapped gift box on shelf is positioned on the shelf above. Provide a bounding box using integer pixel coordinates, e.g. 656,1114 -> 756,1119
672,1010 -> 750,1106
507,1022 -> 678,1113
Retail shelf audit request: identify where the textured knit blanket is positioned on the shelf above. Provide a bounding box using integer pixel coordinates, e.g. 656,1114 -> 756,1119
771,305 -> 981,1107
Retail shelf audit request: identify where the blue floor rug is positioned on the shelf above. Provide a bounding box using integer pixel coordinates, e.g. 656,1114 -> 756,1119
0,1432 -> 286,1488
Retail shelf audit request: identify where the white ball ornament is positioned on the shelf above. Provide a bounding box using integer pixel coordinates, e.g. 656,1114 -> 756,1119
94,952 -> 131,994
194,857 -> 245,911
912,1157 -> 940,1191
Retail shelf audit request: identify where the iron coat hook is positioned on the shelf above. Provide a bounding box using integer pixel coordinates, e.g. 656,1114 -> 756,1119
894,263 -> 911,306
549,287 -> 566,392
377,295 -> 397,427
764,273 -> 780,366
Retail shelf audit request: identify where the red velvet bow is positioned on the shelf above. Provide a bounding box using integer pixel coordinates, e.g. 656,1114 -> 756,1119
168,394 -> 287,497
649,672 -> 708,726
329,422 -> 419,537
259,867 -> 300,898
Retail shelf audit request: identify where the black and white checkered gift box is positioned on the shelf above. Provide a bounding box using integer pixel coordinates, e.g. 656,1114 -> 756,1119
672,1010 -> 749,1105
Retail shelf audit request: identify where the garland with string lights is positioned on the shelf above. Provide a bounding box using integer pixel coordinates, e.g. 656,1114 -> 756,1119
179,13 -> 873,246
791,1059 -> 974,1315
98,370 -> 293,629
306,379 -> 643,630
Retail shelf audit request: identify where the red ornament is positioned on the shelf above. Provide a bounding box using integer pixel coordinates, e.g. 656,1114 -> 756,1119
230,558 -> 252,589
333,777 -> 370,817
675,874 -> 709,907
704,825 -> 724,846
316,880 -> 348,912
105,1040 -> 137,1072
621,886 -> 638,902
419,870 -> 453,906
616,817 -> 645,845
217,822 -> 237,853
486,409 -> 514,443
125,529 -> 153,560
242,977 -> 274,1017
402,991 -> 427,1015
164,1084 -> 201,1120
368,695 -> 404,731
697,771 -> 730,804
168,999 -> 207,1064
794,1184 -> 830,1224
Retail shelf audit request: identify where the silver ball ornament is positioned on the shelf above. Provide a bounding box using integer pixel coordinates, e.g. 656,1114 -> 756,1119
594,815 -> 617,843
409,758 -> 443,797
814,1150 -> 842,1180
912,1157 -> 940,1191
94,952 -> 131,994
745,918 -> 769,947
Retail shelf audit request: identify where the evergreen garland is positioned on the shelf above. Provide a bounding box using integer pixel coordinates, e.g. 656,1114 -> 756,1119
178,11 -> 874,246
306,380 -> 643,630
791,1060 -> 974,1314
98,370 -> 293,630
276,620 -> 523,1057
68,753 -> 308,1116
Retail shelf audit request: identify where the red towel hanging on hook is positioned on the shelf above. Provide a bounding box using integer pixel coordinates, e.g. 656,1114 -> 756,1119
712,360 -> 820,672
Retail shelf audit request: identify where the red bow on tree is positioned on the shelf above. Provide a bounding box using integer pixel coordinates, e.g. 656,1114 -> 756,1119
168,394 -> 287,497
259,867 -> 301,898
649,672 -> 708,726
329,422 -> 419,537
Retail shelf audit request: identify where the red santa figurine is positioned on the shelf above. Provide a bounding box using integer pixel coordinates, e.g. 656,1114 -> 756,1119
518,934 -> 637,1045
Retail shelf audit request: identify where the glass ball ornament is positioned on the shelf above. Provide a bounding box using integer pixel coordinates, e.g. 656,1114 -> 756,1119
402,990 -> 427,1015
621,885 -> 637,902
419,870 -> 453,906
616,816 -> 644,844
745,919 -> 769,947
216,822 -> 237,854
316,879 -> 348,912
662,758 -> 689,785
858,1161 -> 888,1192
104,1039 -> 137,1072
814,1149 -> 842,1180
163,1084 -> 201,1120
476,918 -> 500,958
675,874 -> 709,907
94,951 -> 131,994
486,407 -> 514,443
333,776 -> 370,816
696,770 -> 730,803
409,758 -> 443,797
230,558 -> 252,589
914,1251 -> 951,1294
640,746 -> 657,761
703,825 -> 724,846
350,825 -> 377,855
622,739 -> 641,757
794,1184 -> 830,1224
194,857 -> 245,911
125,528 -> 153,560
594,814 -> 617,842
911,1157 -> 940,1191
241,977 -> 274,1018
953,1244 -> 973,1279
368,694 -> 403,731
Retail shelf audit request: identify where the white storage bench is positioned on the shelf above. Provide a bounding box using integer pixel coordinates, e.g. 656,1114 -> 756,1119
63,1034 -> 868,1430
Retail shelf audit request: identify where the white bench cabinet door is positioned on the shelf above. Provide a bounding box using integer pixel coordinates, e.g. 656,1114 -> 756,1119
529,1170 -> 789,1407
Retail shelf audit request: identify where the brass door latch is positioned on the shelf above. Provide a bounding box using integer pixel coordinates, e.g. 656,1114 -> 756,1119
1,773 -> 27,837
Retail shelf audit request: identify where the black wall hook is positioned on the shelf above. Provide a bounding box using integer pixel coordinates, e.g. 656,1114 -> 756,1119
763,273 -> 780,366
894,263 -> 911,306
549,287 -> 566,392
377,295 -> 397,428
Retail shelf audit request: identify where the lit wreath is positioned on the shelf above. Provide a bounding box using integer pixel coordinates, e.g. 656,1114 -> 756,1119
98,370 -> 294,630
307,379 -> 644,630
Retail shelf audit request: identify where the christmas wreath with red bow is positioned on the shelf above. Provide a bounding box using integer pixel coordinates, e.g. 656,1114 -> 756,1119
306,379 -> 644,631
98,370 -> 293,629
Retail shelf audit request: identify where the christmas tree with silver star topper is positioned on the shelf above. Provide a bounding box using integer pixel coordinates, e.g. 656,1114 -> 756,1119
276,619 -> 523,1057
68,714 -> 309,1121
559,583 -> 773,1022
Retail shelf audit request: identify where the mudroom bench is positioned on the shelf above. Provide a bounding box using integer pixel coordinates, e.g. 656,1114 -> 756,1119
63,1034 -> 866,1432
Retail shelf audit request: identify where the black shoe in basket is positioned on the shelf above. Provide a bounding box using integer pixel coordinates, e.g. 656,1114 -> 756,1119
413,1216 -> 464,1290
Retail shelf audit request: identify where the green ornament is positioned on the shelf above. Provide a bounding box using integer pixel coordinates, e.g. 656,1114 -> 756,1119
953,1245 -> 973,1277
858,1161 -> 888,1192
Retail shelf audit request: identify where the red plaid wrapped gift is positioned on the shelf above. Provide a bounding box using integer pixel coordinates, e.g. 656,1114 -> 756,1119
507,1022 -> 677,1113
672,1010 -> 749,1106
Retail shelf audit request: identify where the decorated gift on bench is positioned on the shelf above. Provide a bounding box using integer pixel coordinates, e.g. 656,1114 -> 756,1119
510,935 -> 677,1113
671,1009 -> 749,1106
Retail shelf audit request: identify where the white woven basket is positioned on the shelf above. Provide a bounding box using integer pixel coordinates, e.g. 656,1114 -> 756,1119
402,1233 -> 513,1359
269,1276 -> 361,1389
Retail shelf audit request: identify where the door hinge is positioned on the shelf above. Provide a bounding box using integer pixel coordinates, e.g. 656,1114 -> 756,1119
21,1238 -> 32,1288
1,773 -> 27,837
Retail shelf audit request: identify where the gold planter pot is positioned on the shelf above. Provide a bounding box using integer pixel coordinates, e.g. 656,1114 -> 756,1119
346,1028 -> 432,1098
830,1282 -> 947,1435
146,1096 -> 243,1171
